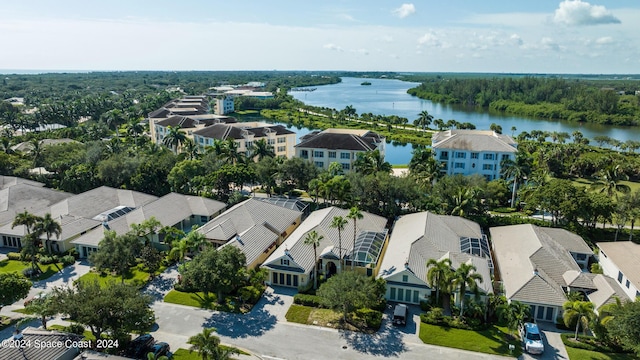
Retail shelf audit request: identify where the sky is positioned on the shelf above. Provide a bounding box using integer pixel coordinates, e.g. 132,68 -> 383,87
1,0 -> 639,74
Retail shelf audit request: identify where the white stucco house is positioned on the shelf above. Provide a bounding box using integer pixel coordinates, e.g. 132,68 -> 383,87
597,241 -> 640,300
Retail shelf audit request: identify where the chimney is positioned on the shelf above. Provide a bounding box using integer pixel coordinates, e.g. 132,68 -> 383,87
533,268 -> 539,277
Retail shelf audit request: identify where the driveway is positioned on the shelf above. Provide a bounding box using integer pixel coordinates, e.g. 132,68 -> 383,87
520,322 -> 569,360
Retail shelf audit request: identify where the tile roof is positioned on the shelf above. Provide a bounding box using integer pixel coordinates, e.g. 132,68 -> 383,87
222,224 -> 279,266
199,198 -> 301,242
597,241 -> 640,290
588,274 -> 632,309
71,193 -> 225,247
193,124 -> 294,140
490,224 -> 594,306
0,183 -> 72,226
295,129 -> 383,151
262,207 -> 387,274
432,129 -> 517,153
0,175 -> 44,189
377,212 -> 492,295
0,327 -> 81,360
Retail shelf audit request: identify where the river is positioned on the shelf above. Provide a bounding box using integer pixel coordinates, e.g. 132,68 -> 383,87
284,77 -> 640,164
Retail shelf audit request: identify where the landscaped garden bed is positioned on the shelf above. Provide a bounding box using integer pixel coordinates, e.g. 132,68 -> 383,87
561,333 -> 637,360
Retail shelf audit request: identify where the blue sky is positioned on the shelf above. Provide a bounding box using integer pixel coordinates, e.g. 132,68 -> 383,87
1,0 -> 638,73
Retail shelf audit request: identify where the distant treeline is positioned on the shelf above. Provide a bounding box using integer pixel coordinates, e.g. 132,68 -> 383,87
407,77 -> 640,126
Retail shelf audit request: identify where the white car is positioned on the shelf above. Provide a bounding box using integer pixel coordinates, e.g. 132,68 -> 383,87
522,322 -> 544,354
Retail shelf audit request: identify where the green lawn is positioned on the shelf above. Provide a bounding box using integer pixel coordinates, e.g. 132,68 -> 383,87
419,322 -> 522,357
0,259 -> 66,280
77,263 -> 159,287
570,177 -> 640,197
164,290 -> 218,309
47,324 -> 96,341
285,304 -> 313,324
173,346 -> 249,359
565,347 -> 639,360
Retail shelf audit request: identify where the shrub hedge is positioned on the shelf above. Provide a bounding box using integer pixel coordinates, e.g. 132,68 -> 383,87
354,308 -> 383,330
7,252 -> 22,260
293,294 -> 325,308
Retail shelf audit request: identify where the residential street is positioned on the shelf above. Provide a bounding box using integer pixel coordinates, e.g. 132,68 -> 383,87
3,263 -> 531,360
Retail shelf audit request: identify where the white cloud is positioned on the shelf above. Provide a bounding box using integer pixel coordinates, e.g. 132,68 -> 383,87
336,13 -> 355,21
323,43 -> 343,51
380,35 -> 394,43
351,48 -> 369,55
595,36 -> 613,44
541,37 -> 560,51
392,4 -> 416,19
553,0 -> 621,26
417,32 -> 441,47
510,34 -> 524,46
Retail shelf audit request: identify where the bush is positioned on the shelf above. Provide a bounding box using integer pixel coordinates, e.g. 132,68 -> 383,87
61,255 -> 75,266
7,252 -> 22,260
370,298 -> 386,312
65,323 -> 86,335
22,267 -> 37,277
38,255 -> 56,265
419,300 -> 431,312
238,286 -> 263,305
420,308 -> 473,330
293,294 -> 324,308
560,333 -> 624,353
354,308 -> 382,330
66,248 -> 79,259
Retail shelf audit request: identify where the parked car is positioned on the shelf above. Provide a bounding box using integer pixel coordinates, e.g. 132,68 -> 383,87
23,292 -> 47,306
521,322 -> 544,354
126,334 -> 154,358
150,341 -> 170,358
392,304 -> 408,326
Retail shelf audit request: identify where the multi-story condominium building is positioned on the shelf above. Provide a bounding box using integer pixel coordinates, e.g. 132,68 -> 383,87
192,122 -> 296,159
214,96 -> 235,115
151,114 -> 236,145
295,129 -> 385,172
597,241 -> 640,300
432,130 -> 517,180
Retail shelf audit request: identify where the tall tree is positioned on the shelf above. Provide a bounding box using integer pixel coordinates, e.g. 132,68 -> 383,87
426,258 -> 453,308
188,327 -> 238,360
180,246 -> 246,303
500,151 -> 532,208
0,273 -> 32,311
453,263 -> 483,317
162,125 -> 187,153
13,211 -> 44,274
346,207 -> 363,269
303,230 -> 324,290
354,150 -> 391,175
606,300 -> 640,356
51,280 -> 154,342
89,231 -> 142,283
590,165 -> 631,199
563,300 -> 596,340
330,216 -> 348,271
316,271 -> 382,322
251,139 -> 275,161
414,110 -> 433,130
497,300 -> 530,337
34,213 -> 62,255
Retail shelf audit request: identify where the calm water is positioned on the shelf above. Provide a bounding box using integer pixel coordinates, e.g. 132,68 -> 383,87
288,77 -> 640,164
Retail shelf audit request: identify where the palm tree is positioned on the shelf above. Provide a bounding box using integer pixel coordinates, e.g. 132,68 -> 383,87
449,187 -> 481,217
590,165 -> 631,199
12,210 -> 39,234
498,300 -> 530,337
563,300 -> 596,340
303,230 -> 324,289
146,352 -> 169,360
162,125 -> 187,153
453,263 -> 483,317
354,150 -> 392,175
501,152 -> 532,208
182,138 -> 200,160
187,327 -> 222,360
169,238 -> 191,263
426,258 -> 453,308
346,207 -> 363,269
330,216 -> 348,271
251,139 -> 275,161
34,213 -> 62,255
414,110 -> 433,130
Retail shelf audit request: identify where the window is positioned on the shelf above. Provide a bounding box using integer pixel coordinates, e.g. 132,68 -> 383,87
402,275 -> 408,282
340,152 -> 350,159
577,253 -> 587,260
279,273 -> 284,285
440,151 -> 449,160
626,280 -> 630,288
328,151 -> 336,158
268,139 -> 276,145
413,290 -> 419,303
245,141 -> 253,149
390,287 -> 396,300
454,162 -> 465,169
281,259 -> 290,266
278,137 -> 286,143
397,288 -> 404,301
366,268 -> 373,276
286,274 -> 292,286
341,163 -> 350,170
200,216 -> 208,223
455,152 -> 467,159
482,164 -> 493,170
198,137 -> 203,143
277,146 -> 286,152
536,306 -> 544,319
483,153 -> 495,160
618,271 -> 623,283
300,150 -> 308,159
313,150 -> 324,158
272,272 -> 278,284
471,152 -> 479,159
314,161 -> 324,168
545,307 -> 554,321
501,154 -> 510,161
293,275 -> 299,287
